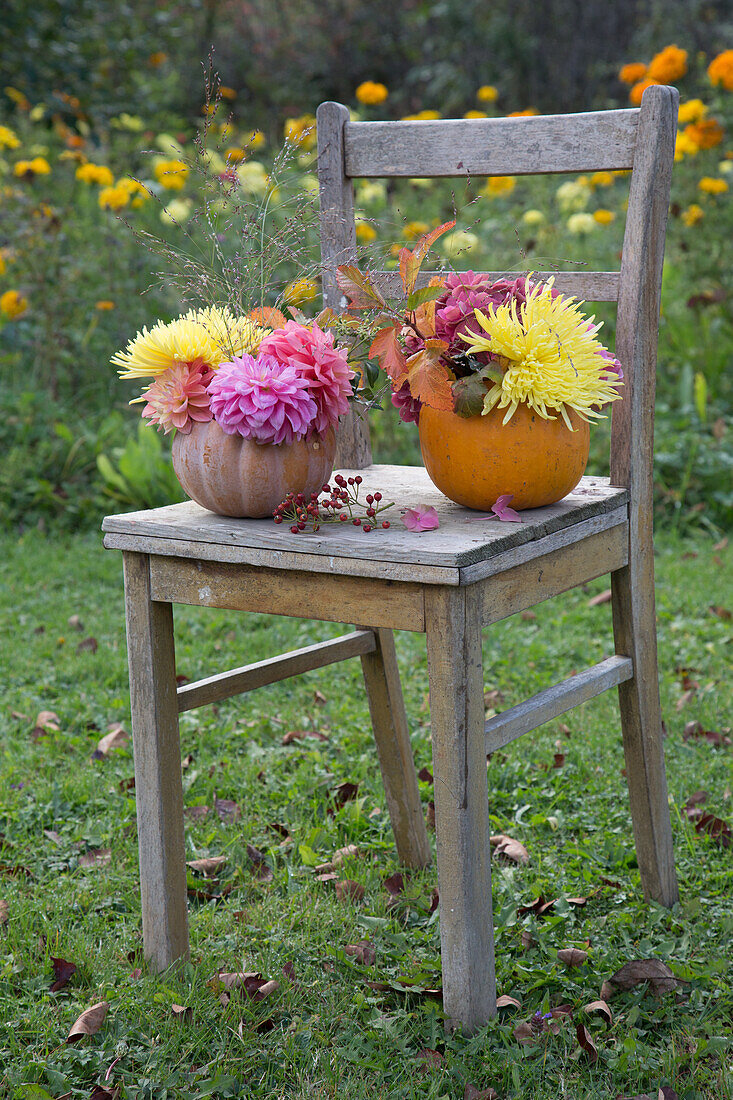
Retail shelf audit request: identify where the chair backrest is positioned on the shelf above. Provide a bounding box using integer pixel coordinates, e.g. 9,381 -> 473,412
316,86 -> 679,525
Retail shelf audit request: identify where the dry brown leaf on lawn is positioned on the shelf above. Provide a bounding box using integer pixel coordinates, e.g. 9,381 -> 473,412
587,589 -> 612,607
416,1048 -> 443,1071
316,871 -> 339,883
583,998 -> 613,1025
95,726 -> 129,756
214,796 -> 242,823
246,843 -> 274,882
78,848 -> 111,869
383,871 -> 405,896
186,856 -> 226,878
171,1003 -> 192,1020
331,781 -> 359,810
490,834 -> 530,864
709,604 -> 732,621
50,956 -> 77,992
576,1022 -> 598,1064
68,614 -> 84,631
464,1086 -> 498,1100
558,948 -> 588,968
496,994 -> 522,1009
521,929 -> 536,950
316,843 -> 361,874
67,1000 -> 109,1042
344,939 -> 376,966
517,895 -> 555,917
76,636 -> 98,654
417,766 -> 433,783
0,899 -> 8,925
695,811 -> 732,847
183,805 -> 210,821
335,879 -> 365,903
90,1086 -> 119,1100
675,689 -> 697,712
34,710 -> 61,734
600,958 -> 679,1000
281,729 -> 329,744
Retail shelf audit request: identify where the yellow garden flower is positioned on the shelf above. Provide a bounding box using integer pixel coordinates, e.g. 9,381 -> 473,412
707,49 -> 733,91
98,185 -> 130,211
648,45 -> 688,83
556,179 -> 591,212
95,300 -> 116,310
113,316 -> 222,379
464,110 -> 487,119
677,99 -> 707,125
14,157 -> 51,177
186,306 -> 264,358
685,118 -> 724,149
477,85 -> 498,102
235,160 -> 269,196
242,129 -> 266,151
681,203 -> 704,226
402,109 -> 442,121
440,230 -> 479,259
5,87 -> 30,110
355,220 -> 377,243
356,181 -> 386,204
675,129 -> 700,160
590,171 -> 614,188
698,176 -> 728,194
283,278 -> 319,305
593,209 -> 615,225
483,175 -> 516,197
460,279 -> 623,426
160,197 -> 193,224
116,177 -> 149,206
284,115 -> 317,149
619,62 -> 648,85
507,108 -> 538,117
521,209 -> 545,227
76,163 -> 114,186
220,86 -> 237,100
154,159 -> 189,190
355,81 -> 388,106
0,289 -> 28,319
0,125 -> 20,149
402,221 -> 429,240
567,212 -> 597,234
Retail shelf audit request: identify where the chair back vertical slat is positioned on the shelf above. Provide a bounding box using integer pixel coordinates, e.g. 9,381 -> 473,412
317,101 -> 372,469
610,85 -> 679,496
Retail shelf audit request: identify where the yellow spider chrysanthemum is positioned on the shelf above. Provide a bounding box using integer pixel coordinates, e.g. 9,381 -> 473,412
460,279 -> 623,428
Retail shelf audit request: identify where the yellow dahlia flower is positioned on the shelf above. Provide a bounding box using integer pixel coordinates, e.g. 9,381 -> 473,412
460,279 -> 623,427
185,306 -> 265,358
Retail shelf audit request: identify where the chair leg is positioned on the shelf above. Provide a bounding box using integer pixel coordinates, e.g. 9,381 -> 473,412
612,561 -> 678,906
123,552 -> 190,971
361,628 -> 431,868
425,587 -> 496,1033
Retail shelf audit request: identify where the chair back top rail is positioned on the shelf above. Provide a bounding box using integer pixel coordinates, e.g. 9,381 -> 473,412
344,110 -> 639,178
372,270 -> 620,303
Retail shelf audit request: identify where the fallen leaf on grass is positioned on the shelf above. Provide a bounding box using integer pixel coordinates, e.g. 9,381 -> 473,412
496,994 -> 522,1009
583,999 -> 613,1025
682,790 -> 709,819
50,956 -> 77,992
0,899 -> 8,925
79,848 -> 111,869
183,805 -> 210,821
416,1048 -> 444,1070
695,811 -> 732,848
335,879 -> 365,903
426,801 -> 435,829
558,948 -> 588,968
576,1022 -> 598,1064
32,710 -> 61,739
675,689 -> 696,712
600,959 -> 679,1000
281,729 -> 329,744
587,589 -> 612,607
464,1085 -> 498,1100
344,939 -> 376,965
10,710 -> 29,721
212,972 -> 278,1000
521,929 -> 536,950
129,967 -> 143,980
331,781 -> 359,811
709,604 -> 731,621
383,871 -> 405,896
314,844 -> 360,874
186,856 -> 226,878
517,895 -> 556,918
67,614 -> 84,631
76,636 -> 98,655
0,862 -> 32,878
490,834 -> 529,864
246,843 -> 274,882
682,721 -> 731,748
171,1003 -> 192,1020
417,766 -> 433,783
214,796 -> 241,823
44,829 -> 63,844
94,726 -> 129,757
67,1000 -> 109,1042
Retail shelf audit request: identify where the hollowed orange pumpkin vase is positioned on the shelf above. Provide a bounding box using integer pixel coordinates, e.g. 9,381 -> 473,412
418,403 -> 590,511
171,420 -> 336,518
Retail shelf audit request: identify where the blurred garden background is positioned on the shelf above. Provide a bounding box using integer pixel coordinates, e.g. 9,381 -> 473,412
0,0 -> 731,533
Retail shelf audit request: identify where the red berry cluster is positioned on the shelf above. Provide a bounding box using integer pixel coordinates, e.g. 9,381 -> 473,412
272,474 -> 393,534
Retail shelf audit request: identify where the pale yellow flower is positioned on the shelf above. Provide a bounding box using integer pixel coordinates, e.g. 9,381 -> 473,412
521,209 -> 545,227
556,179 -> 591,212
567,212 -> 597,235
160,197 -> 193,224
284,115 -> 317,150
440,230 -> 480,258
283,278 -> 319,305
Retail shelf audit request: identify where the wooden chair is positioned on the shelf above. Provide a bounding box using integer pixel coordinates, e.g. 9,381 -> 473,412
102,84 -> 679,1034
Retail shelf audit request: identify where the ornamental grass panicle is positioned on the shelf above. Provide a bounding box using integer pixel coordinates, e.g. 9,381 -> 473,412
460,279 -> 623,428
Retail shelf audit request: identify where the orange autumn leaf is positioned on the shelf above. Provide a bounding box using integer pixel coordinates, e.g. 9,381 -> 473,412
369,324 -> 408,382
399,220 -> 455,295
249,306 -> 287,329
405,339 -> 454,410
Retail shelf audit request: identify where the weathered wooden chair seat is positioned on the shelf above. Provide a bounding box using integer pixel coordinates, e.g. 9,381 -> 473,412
105,85 -> 680,1034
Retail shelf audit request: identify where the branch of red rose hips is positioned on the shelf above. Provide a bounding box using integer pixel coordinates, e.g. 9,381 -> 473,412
272,474 -> 394,534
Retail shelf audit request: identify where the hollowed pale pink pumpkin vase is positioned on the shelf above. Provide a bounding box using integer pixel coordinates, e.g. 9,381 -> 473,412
171,420 -> 337,518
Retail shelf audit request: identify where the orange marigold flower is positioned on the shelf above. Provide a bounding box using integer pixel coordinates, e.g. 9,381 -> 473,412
220,86 -> 237,100
355,81 -> 388,106
684,118 -> 724,149
1,289 -> 28,319
619,62 -> 647,85
630,78 -> 659,106
708,49 -> 733,91
647,45 -> 688,83
698,176 -> 728,194
681,203 -> 703,226
95,300 -> 116,310
507,108 -> 539,117
149,51 -> 167,67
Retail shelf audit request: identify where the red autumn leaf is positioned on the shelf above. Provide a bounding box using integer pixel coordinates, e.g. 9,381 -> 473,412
695,811 -> 732,847
344,939 -> 376,965
682,721 -> 731,748
490,834 -> 530,865
50,956 -> 77,992
332,781 -> 359,809
600,958 -> 679,1000
405,341 -> 454,411
67,1000 -> 109,1042
553,752 -> 566,768
576,1022 -> 598,1064
399,220 -> 455,294
368,325 -> 408,382
249,306 -> 287,329
130,967 -> 143,980
334,879 -> 365,902
90,1086 -> 119,1100
709,604 -> 731,621
417,766 -> 433,783
336,264 -> 386,310
517,895 -> 556,918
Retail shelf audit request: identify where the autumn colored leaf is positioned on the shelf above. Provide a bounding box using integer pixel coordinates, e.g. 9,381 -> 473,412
683,721 -> 731,748
383,871 -> 405,896
186,856 -> 226,878
336,264 -> 386,310
171,1003 -> 192,1020
576,1022 -> 598,1064
490,834 -> 530,864
332,781 -> 359,810
0,899 -> 7,925
67,614 -> 84,631
399,220 -> 455,294
247,843 -> 274,882
214,796 -> 241,823
335,879 -> 365,903
404,284 -> 446,312
67,1000 -> 109,1042
368,325 -> 407,382
34,710 -> 61,734
583,999 -> 613,1025
214,971 -> 279,1000
587,589 -> 612,607
76,636 -> 98,654
94,725 -> 129,757
517,895 -> 556,918
417,766 -> 433,783
464,1085 -> 498,1100
50,956 -> 77,992
344,939 -> 376,965
416,1048 -> 444,1071
183,805 -> 210,820
600,958 -> 679,1000
558,947 -> 588,968
452,372 -> 492,418
78,848 -> 111,869
281,729 -> 329,744
249,306 -> 287,328
496,994 -> 522,1009
405,341 -> 454,410
695,811 -> 732,847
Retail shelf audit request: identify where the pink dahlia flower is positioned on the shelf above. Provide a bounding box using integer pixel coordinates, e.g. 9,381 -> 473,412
259,321 -> 354,435
141,360 -> 214,434
435,272 -> 539,358
391,380 -> 422,424
207,353 -> 316,445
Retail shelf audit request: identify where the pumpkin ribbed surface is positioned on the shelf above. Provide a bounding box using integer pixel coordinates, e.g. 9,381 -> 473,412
419,403 -> 590,511
171,420 -> 336,518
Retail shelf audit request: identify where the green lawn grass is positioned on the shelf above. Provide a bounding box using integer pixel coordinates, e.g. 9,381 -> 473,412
0,529 -> 731,1099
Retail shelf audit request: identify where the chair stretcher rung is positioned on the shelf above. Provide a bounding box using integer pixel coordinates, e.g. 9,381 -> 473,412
177,629 -> 376,713
485,655 -> 633,754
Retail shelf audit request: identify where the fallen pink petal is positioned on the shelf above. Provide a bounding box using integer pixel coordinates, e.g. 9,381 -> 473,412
403,506 -> 440,531
491,494 -> 523,522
